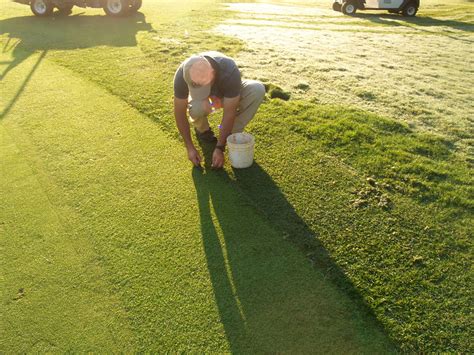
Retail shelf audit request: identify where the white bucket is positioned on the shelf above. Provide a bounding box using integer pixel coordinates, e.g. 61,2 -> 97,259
226,133 -> 255,169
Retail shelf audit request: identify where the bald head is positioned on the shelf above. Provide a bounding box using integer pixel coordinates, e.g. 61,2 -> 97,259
184,56 -> 215,87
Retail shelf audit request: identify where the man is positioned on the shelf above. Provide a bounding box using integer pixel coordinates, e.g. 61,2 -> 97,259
173,51 -> 265,169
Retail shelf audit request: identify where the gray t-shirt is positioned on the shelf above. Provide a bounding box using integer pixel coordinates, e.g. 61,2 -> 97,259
174,51 -> 241,100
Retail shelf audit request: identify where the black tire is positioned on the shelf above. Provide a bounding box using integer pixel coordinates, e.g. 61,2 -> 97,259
57,4 -> 74,16
30,0 -> 54,17
402,2 -> 418,16
333,2 -> 342,11
341,1 -> 357,15
129,0 -> 142,13
103,0 -> 131,16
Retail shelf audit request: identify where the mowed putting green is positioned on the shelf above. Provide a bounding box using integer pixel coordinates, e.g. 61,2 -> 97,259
1,49 -> 393,351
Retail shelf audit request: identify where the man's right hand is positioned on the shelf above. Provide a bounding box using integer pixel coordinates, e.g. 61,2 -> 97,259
187,146 -> 202,167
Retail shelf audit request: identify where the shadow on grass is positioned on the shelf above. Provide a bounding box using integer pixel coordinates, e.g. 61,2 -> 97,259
191,142 -> 397,352
0,12 -> 153,118
356,13 -> 474,42
192,169 -> 249,351
231,162 -> 378,306
355,13 -> 474,32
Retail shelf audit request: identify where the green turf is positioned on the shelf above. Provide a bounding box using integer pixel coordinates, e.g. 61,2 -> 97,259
1,120 -> 136,353
1,0 -> 472,352
0,38 -> 395,353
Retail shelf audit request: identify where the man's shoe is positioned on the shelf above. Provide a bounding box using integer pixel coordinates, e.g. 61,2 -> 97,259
195,128 -> 217,143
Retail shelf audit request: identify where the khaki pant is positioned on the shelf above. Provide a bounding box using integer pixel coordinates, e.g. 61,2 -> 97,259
188,80 -> 265,134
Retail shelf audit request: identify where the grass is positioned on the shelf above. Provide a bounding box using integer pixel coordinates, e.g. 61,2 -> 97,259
217,0 -> 474,155
0,2 -> 394,353
1,0 -> 472,352
1,118 -> 136,352
0,48 -> 395,353
244,100 -> 472,351
272,101 -> 472,211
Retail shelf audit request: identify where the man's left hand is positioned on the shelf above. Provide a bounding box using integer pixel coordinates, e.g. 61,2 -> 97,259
211,148 -> 225,169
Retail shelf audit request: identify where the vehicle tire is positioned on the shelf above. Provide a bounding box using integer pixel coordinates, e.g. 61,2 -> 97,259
57,4 -> 74,16
30,0 -> 54,17
103,0 -> 131,16
129,0 -> 142,13
402,2 -> 418,16
341,1 -> 357,15
332,2 -> 342,11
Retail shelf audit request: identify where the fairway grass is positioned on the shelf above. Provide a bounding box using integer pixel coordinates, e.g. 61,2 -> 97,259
1,111 -> 136,352
1,0 -> 472,352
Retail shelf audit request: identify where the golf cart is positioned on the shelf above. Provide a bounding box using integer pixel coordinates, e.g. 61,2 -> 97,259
13,0 -> 142,17
332,0 -> 419,16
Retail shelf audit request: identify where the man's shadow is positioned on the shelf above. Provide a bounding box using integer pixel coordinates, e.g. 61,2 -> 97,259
0,12 -> 153,118
192,143 -> 395,352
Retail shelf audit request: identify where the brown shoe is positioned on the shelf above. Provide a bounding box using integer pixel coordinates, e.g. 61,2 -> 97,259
195,128 -> 217,143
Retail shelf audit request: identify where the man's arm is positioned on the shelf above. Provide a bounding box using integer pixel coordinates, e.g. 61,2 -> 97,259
174,97 -> 201,166
174,97 -> 193,147
212,96 -> 240,169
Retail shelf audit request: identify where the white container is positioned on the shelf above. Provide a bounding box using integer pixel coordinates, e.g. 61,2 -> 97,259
226,133 -> 255,169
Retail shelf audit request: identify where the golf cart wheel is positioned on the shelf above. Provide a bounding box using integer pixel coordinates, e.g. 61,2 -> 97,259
342,1 -> 357,15
129,0 -> 142,13
30,0 -> 54,17
104,0 -> 131,16
332,2 -> 342,11
402,2 -> 418,16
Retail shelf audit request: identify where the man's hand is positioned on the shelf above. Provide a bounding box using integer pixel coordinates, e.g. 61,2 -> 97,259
211,148 -> 225,169
187,145 -> 202,167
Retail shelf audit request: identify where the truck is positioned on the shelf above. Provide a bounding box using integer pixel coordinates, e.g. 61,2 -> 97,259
13,0 -> 142,17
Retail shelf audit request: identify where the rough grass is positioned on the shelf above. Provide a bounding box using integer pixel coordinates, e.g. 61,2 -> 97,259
1,0 -> 472,352
272,101 -> 473,211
